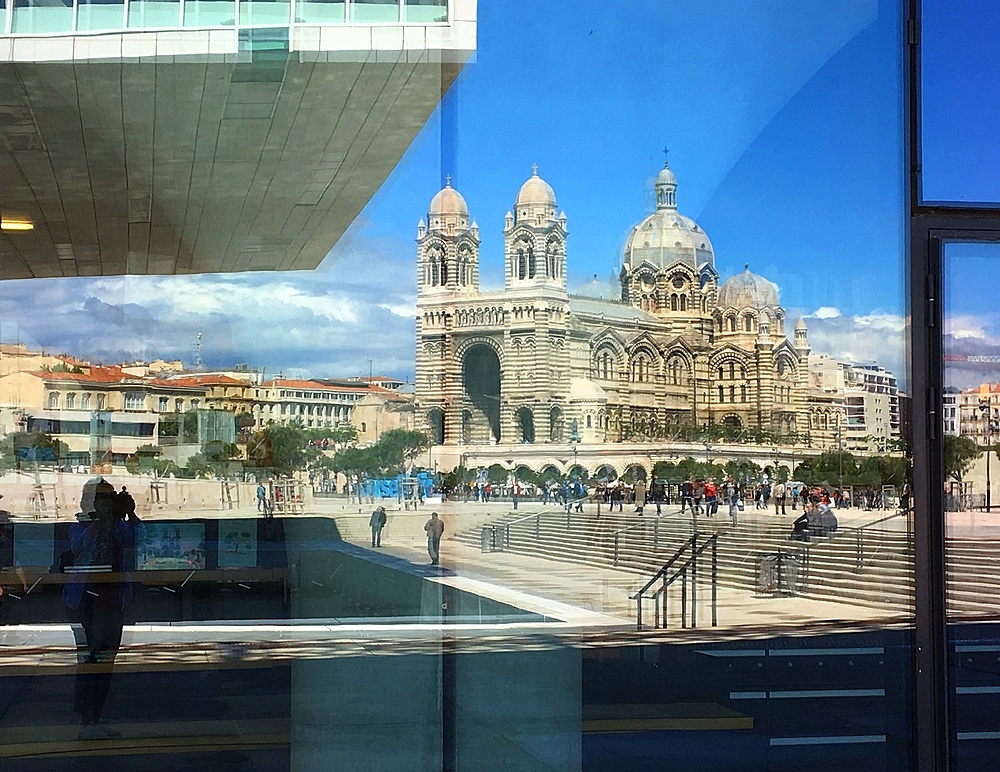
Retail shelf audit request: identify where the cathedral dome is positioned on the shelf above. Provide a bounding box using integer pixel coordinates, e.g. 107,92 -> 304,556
622,161 -> 714,272
515,166 -> 557,208
623,210 -> 714,271
718,266 -> 780,309
428,179 -> 468,217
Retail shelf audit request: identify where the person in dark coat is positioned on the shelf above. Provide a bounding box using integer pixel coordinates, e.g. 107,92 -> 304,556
63,479 -> 142,740
424,512 -> 444,565
369,505 -> 387,547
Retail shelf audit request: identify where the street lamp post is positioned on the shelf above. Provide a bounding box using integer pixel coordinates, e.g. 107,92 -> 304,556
981,400 -> 994,510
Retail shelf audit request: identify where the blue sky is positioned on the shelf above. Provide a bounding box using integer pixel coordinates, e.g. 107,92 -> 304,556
0,0 -> 914,383
922,0 -> 1000,204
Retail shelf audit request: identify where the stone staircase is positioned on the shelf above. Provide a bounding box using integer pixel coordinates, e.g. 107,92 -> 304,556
455,507 -> 1000,617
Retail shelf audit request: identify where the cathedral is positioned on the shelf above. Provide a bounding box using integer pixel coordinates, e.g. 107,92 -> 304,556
414,157 -> 815,448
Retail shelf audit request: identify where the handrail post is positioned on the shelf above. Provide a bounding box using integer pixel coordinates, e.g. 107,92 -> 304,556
680,568 -> 688,629
691,535 -> 698,628
711,535 -> 718,627
636,595 -> 643,631
567,508 -> 571,529
653,590 -> 660,628
855,529 -> 864,573
614,533 -> 619,566
654,517 -> 659,550
535,513 -> 540,540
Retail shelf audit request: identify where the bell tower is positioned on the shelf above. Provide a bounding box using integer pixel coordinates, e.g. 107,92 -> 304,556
503,166 -> 568,293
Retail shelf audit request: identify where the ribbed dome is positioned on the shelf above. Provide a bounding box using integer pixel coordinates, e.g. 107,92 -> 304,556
718,266 -> 779,309
428,180 -> 468,216
515,166 -> 557,208
623,210 -> 714,271
656,164 -> 677,187
794,317 -> 808,330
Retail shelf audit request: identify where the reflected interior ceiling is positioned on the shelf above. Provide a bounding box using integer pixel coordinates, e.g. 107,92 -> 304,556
0,54 -> 463,278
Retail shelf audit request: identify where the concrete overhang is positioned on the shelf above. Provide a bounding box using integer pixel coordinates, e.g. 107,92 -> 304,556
0,1 -> 476,278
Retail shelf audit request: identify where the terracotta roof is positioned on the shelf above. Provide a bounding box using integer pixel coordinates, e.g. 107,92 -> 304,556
158,374 -> 246,387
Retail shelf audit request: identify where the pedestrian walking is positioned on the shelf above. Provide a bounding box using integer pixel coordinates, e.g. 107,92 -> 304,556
773,481 -> 787,515
256,482 -> 267,512
681,479 -> 693,514
424,511 -> 444,565
369,505 -> 387,547
726,478 -> 739,525
633,478 -> 647,514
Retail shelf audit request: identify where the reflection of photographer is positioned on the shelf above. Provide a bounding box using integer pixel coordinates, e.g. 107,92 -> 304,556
62,478 -> 142,740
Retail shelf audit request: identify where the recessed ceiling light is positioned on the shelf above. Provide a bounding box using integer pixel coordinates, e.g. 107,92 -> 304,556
1,218 -> 34,232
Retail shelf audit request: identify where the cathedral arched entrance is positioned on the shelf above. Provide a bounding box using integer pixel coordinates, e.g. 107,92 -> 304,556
463,344 -> 501,442
515,407 -> 535,444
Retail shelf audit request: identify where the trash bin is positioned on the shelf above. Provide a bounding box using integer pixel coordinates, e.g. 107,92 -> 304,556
779,554 -> 801,595
480,525 -> 505,553
756,553 -> 779,594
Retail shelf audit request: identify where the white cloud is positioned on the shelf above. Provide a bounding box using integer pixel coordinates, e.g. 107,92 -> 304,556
0,234 -> 420,379
803,309 -> 907,385
811,306 -> 841,319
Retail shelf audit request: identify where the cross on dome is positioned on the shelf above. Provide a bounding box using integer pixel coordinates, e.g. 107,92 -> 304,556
445,174 -> 452,187
662,147 -> 670,166
531,163 -> 539,176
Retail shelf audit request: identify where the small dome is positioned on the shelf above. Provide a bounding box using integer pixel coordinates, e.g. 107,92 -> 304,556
656,164 -> 677,187
794,317 -> 808,330
428,179 -> 468,217
573,274 -> 619,301
515,165 -> 557,208
718,266 -> 780,309
569,378 -> 607,401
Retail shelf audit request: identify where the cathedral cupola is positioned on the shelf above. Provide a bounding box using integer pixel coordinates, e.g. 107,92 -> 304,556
654,150 -> 678,210
514,165 -> 559,226
504,165 -> 568,292
417,177 -> 479,295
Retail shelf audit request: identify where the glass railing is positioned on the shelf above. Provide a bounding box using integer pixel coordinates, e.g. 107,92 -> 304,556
2,0 -> 446,33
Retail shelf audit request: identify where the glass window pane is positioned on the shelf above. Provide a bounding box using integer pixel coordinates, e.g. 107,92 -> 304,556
76,0 -> 125,31
403,0 -> 445,23
127,0 -> 180,27
0,2 -> 919,769
239,0 -> 289,26
921,0 -> 1000,204
183,0 -> 234,25
296,0 -> 343,23
11,0 -> 73,33
944,240 -> 1000,770
350,0 -> 398,23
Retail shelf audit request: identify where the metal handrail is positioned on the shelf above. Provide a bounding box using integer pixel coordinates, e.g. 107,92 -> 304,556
612,508 -> 685,565
630,533 -> 719,630
851,506 -> 912,573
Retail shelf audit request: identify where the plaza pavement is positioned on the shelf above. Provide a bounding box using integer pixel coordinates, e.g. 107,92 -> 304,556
27,489 -> 1000,648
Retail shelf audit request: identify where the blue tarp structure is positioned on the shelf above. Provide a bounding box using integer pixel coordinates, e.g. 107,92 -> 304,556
362,472 -> 435,500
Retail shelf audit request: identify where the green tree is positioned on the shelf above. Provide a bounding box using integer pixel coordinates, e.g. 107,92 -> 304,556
1,432 -> 70,471
944,435 -> 982,482
245,424 -> 314,477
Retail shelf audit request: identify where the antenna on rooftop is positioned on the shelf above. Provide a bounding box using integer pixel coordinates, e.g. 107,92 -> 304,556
194,332 -> 203,371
